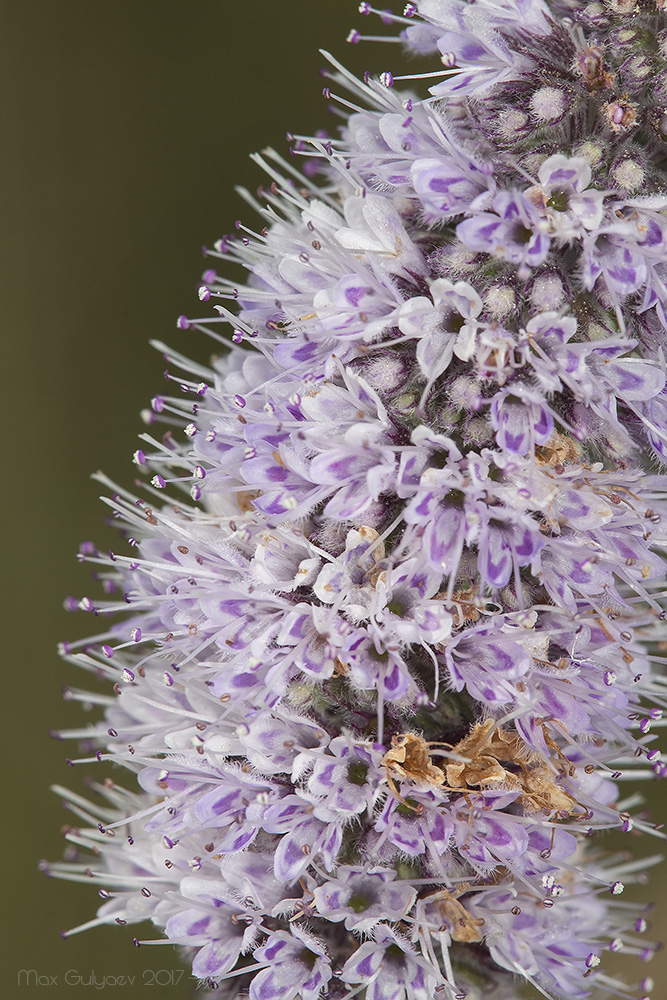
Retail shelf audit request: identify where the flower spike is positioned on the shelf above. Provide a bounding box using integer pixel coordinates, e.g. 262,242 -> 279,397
48,3 -> 667,999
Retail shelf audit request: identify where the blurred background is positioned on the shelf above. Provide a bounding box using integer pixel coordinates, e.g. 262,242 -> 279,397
2,1 -> 665,997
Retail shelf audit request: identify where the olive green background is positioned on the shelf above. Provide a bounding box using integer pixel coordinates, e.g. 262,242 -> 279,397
2,1 -> 665,997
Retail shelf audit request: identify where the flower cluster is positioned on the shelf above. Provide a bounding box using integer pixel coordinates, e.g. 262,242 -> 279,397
46,2 -> 667,999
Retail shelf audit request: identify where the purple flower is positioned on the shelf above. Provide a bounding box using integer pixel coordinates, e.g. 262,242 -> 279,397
490,386 -> 554,454
411,155 -> 491,221
312,865 -> 416,931
413,0 -> 550,97
398,276 -> 483,381
467,881 -> 619,999
340,924 -> 438,1000
457,190 -> 551,269
300,735 -> 383,819
531,154 -> 606,237
371,788 -> 454,857
251,929 -> 331,1000
165,889 -> 259,980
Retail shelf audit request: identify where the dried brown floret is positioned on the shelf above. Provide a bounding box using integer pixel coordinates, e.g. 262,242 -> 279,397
382,732 -> 448,799
447,720 -> 578,816
424,885 -> 485,943
535,431 -> 581,467
381,721 -> 578,818
445,720 -> 522,794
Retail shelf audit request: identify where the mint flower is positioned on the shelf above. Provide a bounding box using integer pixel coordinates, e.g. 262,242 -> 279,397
46,2 -> 667,999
